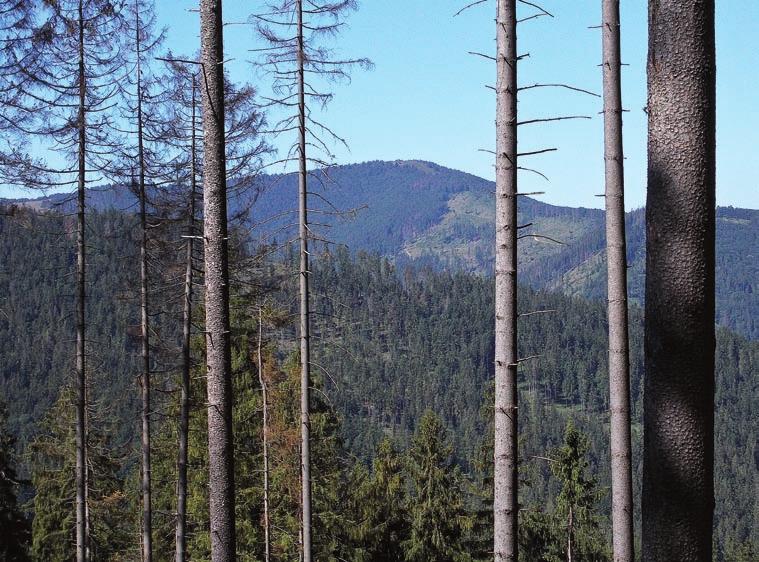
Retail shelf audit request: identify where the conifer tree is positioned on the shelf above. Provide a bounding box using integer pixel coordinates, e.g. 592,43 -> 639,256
2,3 -> 127,559
600,2 -> 634,560
549,421 -> 610,562
0,401 -> 31,562
644,1 -> 716,560
403,410 -> 474,562
29,389 -> 133,562
347,438 -> 409,562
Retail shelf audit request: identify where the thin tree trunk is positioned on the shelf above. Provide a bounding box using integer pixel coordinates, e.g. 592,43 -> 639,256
567,506 -> 574,562
601,2 -> 634,561
258,307 -> 271,562
175,73 -> 198,562
75,1 -> 87,560
643,1 -> 716,561
493,1 -> 518,561
199,1 -> 236,560
135,11 -> 153,561
295,1 -> 313,560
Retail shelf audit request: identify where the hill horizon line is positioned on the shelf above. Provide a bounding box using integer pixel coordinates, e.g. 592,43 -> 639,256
3,158 -> 757,213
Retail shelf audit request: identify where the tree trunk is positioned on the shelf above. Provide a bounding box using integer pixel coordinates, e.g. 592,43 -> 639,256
567,505 -> 574,562
601,2 -> 634,561
493,1 -> 518,561
199,1 -> 236,560
258,307 -> 271,562
175,73 -> 198,562
75,2 -> 87,560
135,14 -> 153,561
296,1 -> 313,560
643,1 -> 716,561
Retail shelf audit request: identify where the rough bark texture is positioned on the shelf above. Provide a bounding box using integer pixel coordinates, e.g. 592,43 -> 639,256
493,1 -> 518,560
200,1 -> 236,560
296,2 -> 313,561
601,2 -> 634,561
643,1 -> 716,561
136,18 -> 153,561
175,75 -> 197,562
75,2 -> 87,560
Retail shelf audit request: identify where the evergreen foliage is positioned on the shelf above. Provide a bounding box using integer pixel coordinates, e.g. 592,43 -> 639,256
0,209 -> 757,558
28,388 -> 133,562
402,411 -> 475,562
0,401 -> 30,562
347,437 -> 409,562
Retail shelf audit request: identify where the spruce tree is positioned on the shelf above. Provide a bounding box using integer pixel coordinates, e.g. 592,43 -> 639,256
0,402 -> 31,562
29,389 -> 132,562
403,410 -> 474,562
549,421 -> 610,562
347,438 -> 409,562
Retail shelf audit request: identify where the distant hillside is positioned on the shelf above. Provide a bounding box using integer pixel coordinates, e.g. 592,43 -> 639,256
6,159 -> 758,339
1,211 -> 756,553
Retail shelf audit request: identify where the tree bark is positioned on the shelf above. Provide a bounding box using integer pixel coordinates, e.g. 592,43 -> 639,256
296,1 -> 313,561
135,11 -> 153,561
601,2 -> 634,561
493,1 -> 518,561
200,1 -> 236,560
175,73 -> 198,562
75,2 -> 87,560
258,307 -> 271,562
643,1 -> 716,561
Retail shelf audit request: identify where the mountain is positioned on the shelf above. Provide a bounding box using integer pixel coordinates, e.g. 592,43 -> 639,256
7,159 -> 758,339
1,209 -> 757,553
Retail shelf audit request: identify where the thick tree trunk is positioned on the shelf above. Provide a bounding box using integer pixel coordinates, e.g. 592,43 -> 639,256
601,2 -> 634,561
175,74 -> 198,562
258,308 -> 271,562
136,18 -> 153,562
75,2 -> 87,560
296,1 -> 313,560
199,1 -> 236,560
493,1 -> 518,561
643,1 -> 716,561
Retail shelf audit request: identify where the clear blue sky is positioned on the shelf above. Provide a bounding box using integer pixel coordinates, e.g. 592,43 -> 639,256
5,1 -> 758,210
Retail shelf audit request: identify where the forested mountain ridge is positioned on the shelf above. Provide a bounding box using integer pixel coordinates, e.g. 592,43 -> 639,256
7,159 -> 758,339
0,208 -> 757,554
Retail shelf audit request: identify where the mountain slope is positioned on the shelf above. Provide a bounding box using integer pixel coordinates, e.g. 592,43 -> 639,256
7,159 -> 758,339
1,211 -> 756,553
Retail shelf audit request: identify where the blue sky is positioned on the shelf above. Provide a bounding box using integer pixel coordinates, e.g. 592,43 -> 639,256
5,1 -> 757,210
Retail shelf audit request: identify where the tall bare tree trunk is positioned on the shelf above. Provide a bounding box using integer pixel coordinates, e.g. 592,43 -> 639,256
493,1 -> 518,560
601,2 -> 634,561
75,2 -> 87,560
258,307 -> 271,562
200,1 -> 236,560
295,1 -> 313,560
135,14 -> 153,561
175,74 -> 198,562
643,1 -> 716,561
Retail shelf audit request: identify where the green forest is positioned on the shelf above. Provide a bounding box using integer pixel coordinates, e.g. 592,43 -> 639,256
1,209 -> 757,560
0,1 -> 753,562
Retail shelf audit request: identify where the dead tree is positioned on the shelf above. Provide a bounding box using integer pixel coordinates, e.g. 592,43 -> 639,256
258,306 -> 271,562
156,52 -> 268,561
643,1 -> 716,560
493,1 -> 519,560
253,3 -> 368,558
112,3 -> 167,560
1,3 -> 126,560
600,2 -> 634,561
199,1 -> 235,558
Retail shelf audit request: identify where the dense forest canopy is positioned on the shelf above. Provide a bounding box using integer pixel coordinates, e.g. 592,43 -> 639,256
0,1 -> 753,561
0,207 -> 756,558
